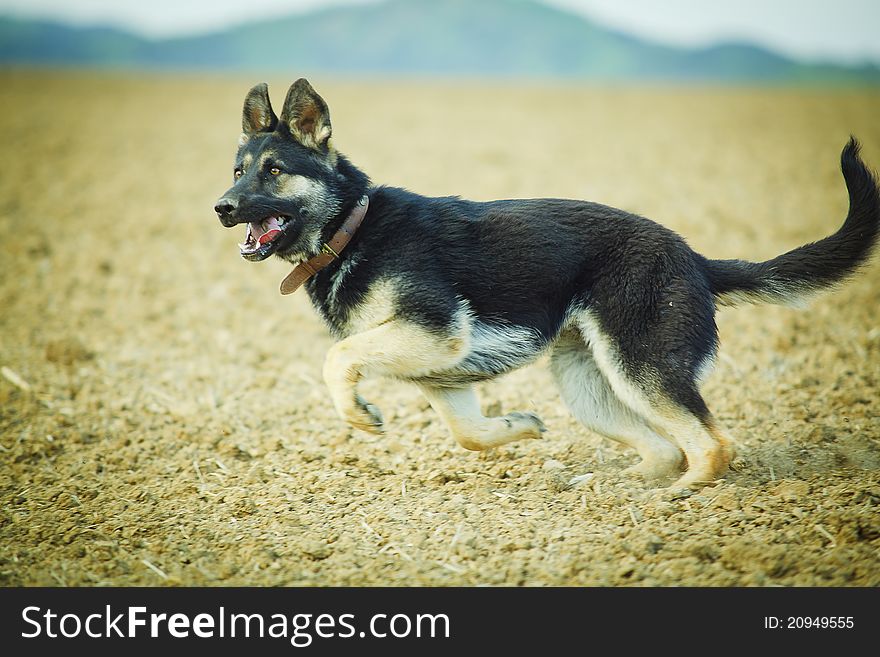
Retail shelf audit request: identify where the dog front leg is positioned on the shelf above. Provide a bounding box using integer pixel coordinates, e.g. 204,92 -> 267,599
420,385 -> 546,450
323,320 -> 467,434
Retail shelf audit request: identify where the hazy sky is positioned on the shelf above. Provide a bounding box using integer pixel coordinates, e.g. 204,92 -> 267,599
1,0 -> 878,64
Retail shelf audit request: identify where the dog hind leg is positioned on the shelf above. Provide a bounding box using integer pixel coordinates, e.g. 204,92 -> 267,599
550,331 -> 684,480
647,412 -> 736,490
575,314 -> 733,489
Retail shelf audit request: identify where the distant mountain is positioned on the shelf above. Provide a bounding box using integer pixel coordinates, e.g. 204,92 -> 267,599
2,0 -> 879,83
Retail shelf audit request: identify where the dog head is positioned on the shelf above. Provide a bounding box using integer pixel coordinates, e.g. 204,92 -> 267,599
214,79 -> 356,263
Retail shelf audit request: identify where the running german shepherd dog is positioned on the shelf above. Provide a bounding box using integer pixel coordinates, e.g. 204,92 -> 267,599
215,79 -> 879,490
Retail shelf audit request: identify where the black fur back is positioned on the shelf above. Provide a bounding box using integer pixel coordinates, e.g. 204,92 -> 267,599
307,188 -> 700,341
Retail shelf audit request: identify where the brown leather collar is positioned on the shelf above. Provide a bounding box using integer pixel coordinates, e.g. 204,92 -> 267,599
279,194 -> 370,295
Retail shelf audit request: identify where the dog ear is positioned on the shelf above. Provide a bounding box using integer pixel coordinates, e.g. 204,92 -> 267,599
279,78 -> 332,151
242,82 -> 278,135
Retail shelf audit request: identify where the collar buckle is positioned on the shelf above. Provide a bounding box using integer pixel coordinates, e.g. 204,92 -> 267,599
279,194 -> 370,295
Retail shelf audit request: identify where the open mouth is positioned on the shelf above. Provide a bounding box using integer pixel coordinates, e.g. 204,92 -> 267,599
239,215 -> 292,261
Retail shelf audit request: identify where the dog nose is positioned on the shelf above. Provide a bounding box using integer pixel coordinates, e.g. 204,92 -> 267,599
214,197 -> 238,226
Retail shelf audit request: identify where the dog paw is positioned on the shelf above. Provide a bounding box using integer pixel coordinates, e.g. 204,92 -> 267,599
344,397 -> 385,435
622,451 -> 684,481
668,472 -> 723,492
623,461 -> 673,481
507,411 -> 546,438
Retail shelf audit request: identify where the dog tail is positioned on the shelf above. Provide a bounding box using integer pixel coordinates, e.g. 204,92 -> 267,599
704,137 -> 880,307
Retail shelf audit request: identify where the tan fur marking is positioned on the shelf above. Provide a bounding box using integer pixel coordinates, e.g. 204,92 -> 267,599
706,420 -> 737,465
421,385 -> 545,451
256,150 -> 277,170
343,280 -> 398,335
576,311 -> 659,418
323,281 -> 470,433
325,139 -> 338,167
277,174 -> 324,200
648,415 -> 731,489
323,318 -> 469,434
292,121 -> 331,151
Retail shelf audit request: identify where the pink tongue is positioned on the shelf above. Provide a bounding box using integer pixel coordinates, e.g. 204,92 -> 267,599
259,229 -> 281,245
250,217 -> 282,246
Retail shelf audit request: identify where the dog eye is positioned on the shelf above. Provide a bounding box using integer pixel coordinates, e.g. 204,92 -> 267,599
234,169 -> 243,179
270,167 -> 281,176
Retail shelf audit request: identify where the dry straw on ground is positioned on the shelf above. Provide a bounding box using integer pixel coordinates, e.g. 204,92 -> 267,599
1,72 -> 878,585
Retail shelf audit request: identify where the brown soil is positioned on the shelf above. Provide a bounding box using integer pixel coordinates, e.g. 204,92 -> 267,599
1,72 -> 878,586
